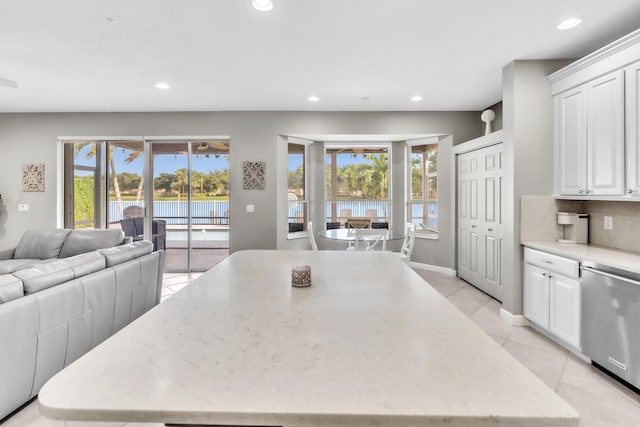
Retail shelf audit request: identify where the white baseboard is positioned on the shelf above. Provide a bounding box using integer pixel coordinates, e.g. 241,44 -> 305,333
409,261 -> 456,277
499,308 -> 530,326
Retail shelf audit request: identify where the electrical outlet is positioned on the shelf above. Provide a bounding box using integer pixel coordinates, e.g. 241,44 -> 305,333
604,215 -> 613,230
246,204 -> 255,213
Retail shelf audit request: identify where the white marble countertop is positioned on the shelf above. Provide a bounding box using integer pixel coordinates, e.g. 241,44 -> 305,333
522,241 -> 640,274
39,250 -> 578,427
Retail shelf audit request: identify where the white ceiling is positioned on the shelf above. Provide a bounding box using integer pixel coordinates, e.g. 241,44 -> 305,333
1,0 -> 640,113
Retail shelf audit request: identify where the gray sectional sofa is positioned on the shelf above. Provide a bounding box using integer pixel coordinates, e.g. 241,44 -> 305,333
0,228 -> 165,420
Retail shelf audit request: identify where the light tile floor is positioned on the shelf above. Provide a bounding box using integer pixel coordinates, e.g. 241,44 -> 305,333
4,268 -> 640,427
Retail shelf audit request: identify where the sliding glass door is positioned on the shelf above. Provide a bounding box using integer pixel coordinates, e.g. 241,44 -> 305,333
62,137 -> 229,272
149,140 -> 229,272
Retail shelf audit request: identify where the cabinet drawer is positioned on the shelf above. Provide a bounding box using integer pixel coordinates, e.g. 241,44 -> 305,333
524,248 -> 579,278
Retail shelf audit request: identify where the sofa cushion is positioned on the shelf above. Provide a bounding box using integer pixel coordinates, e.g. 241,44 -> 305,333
13,229 -> 72,260
59,229 -> 125,258
13,261 -> 75,295
0,259 -> 40,274
0,274 -> 23,303
98,241 -> 153,267
60,251 -> 106,278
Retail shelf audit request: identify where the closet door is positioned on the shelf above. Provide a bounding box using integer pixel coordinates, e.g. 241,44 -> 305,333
457,150 -> 482,287
479,145 -> 503,300
457,144 -> 503,302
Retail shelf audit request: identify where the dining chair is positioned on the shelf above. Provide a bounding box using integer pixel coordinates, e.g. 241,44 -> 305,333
354,229 -> 387,251
346,217 -> 372,229
326,221 -> 341,230
397,223 -> 416,262
308,221 -> 319,251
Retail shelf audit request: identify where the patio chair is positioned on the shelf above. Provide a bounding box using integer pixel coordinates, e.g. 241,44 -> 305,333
371,222 -> 388,229
123,205 -> 144,219
288,222 -> 304,233
152,220 -> 166,251
120,218 -> 141,240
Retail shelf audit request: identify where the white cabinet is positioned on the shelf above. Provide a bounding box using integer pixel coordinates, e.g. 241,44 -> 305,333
523,248 -> 581,349
626,60 -> 640,196
553,70 -> 625,196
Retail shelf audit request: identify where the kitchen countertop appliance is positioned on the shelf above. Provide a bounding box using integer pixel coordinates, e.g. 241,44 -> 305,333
557,212 -> 588,244
581,261 -> 640,390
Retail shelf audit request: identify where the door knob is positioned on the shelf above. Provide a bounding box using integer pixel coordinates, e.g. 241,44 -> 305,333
578,190 -> 583,194
629,189 -> 634,194
488,228 -> 493,232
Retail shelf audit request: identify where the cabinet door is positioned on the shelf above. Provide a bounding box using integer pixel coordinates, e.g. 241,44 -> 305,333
549,274 -> 581,349
587,70 -> 625,196
554,87 -> 587,195
524,264 -> 550,329
626,61 -> 640,197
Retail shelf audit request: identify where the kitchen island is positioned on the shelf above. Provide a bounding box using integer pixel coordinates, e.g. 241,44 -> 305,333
39,250 -> 578,427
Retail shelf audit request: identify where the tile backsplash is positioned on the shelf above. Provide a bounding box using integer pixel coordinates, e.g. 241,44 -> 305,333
521,197 -> 640,253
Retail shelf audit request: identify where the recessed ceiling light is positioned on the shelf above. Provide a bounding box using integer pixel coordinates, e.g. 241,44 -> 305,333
308,96 -> 320,102
252,0 -> 273,12
154,82 -> 171,90
411,95 -> 423,102
557,18 -> 582,30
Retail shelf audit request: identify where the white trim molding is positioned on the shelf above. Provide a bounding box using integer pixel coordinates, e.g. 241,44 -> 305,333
499,308 -> 530,326
549,28 -> 640,94
409,261 -> 456,277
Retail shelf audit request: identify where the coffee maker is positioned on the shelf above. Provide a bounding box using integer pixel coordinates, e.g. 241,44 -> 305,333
557,212 -> 589,244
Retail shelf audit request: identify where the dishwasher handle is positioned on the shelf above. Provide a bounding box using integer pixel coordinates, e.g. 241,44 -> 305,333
581,266 -> 640,287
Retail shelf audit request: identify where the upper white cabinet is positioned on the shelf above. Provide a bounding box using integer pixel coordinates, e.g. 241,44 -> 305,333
554,86 -> 587,195
549,29 -> 640,198
553,70 -> 625,196
626,60 -> 640,197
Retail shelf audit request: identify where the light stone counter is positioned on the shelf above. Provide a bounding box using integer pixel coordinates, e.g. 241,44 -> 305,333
39,250 -> 578,427
522,241 -> 640,275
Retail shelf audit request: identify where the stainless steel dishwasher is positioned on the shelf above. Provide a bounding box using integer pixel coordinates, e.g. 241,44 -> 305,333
581,261 -> 640,389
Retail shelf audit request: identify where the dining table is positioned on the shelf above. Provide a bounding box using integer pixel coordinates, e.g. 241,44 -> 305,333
38,250 -> 578,427
318,228 -> 405,242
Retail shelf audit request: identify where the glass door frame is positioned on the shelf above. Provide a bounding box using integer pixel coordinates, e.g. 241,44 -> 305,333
144,136 -> 230,272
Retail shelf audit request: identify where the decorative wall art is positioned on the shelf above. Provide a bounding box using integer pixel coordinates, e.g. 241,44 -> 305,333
23,164 -> 45,192
243,161 -> 266,190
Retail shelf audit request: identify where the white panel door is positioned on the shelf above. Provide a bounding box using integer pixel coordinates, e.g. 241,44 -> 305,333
457,144 -> 503,302
480,145 -> 502,300
587,70 -> 625,196
524,264 -> 550,329
549,274 -> 581,348
626,61 -> 640,197
554,87 -> 587,195
457,150 -> 482,286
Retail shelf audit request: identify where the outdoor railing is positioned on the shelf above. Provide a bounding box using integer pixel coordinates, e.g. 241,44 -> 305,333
325,200 -> 391,222
109,200 -> 230,225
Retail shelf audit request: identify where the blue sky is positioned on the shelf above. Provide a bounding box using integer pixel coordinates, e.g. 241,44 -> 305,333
75,145 -> 229,175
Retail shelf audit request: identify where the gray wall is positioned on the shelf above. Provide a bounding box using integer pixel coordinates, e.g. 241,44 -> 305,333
0,111 -> 480,268
501,59 -> 572,315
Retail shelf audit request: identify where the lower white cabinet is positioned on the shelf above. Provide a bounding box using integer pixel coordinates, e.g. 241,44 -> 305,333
524,248 -> 581,349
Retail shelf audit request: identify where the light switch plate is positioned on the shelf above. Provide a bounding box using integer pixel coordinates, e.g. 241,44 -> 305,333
18,204 -> 29,211
246,204 -> 255,213
604,215 -> 613,230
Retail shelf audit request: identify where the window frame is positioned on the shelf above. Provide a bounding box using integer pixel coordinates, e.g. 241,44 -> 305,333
324,142 -> 392,230
406,138 -> 439,240
286,139 -> 311,239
